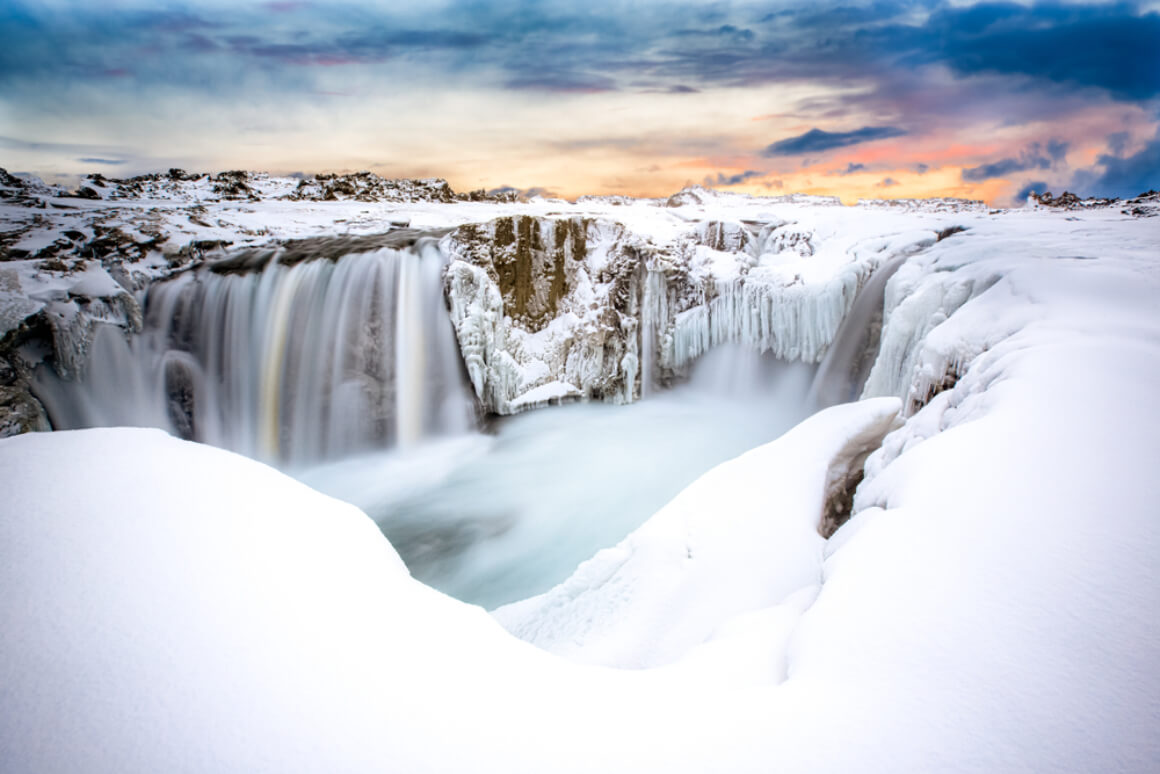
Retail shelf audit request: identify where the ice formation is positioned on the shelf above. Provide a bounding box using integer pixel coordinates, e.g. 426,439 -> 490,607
440,213 -> 939,414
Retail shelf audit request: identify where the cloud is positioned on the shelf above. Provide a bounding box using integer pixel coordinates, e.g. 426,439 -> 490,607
915,163 -> 929,175
826,162 -> 866,177
3,0 -> 1156,101
1046,139 -> 1069,162
961,146 -> 1055,182
4,1 -> 1158,114
671,24 -> 755,44
264,1 -> 310,12
1107,131 -> 1131,156
925,2 -> 1160,101
3,0 -> 1158,200
763,126 -> 906,157
1074,132 -> 1160,198
705,170 -> 764,187
876,177 -> 899,188
505,73 -> 617,93
77,157 -> 127,165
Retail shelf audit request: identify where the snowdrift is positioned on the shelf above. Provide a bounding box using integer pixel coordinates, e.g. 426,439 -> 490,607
2,188 -> 1159,772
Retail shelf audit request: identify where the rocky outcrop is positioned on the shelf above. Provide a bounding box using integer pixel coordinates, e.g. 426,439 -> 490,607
444,216 -> 658,413
0,348 -> 49,438
855,197 -> 986,213
286,172 -> 456,203
0,384 -> 49,437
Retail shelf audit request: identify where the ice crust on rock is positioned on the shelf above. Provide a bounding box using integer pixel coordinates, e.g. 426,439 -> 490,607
441,213 -> 934,414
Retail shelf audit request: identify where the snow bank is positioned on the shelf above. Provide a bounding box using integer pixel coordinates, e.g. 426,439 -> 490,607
0,428 -> 661,773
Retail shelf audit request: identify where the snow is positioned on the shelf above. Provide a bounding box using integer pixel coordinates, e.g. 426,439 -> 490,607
507,379 -> 581,409
2,178 -> 1160,772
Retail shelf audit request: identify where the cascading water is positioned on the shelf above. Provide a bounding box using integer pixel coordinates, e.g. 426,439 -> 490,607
639,268 -> 669,398
29,223 -> 892,610
807,254 -> 908,409
34,238 -> 475,466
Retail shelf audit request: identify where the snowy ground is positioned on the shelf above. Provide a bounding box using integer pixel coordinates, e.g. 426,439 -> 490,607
2,174 -> 1159,771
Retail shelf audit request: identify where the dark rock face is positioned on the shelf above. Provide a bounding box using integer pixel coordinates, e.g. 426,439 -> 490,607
212,171 -> 256,201
483,216 -> 586,332
0,168 -> 25,189
818,408 -> 901,538
288,172 -> 457,203
0,384 -> 50,437
450,216 -> 594,333
1030,190 -> 1121,209
0,343 -> 51,436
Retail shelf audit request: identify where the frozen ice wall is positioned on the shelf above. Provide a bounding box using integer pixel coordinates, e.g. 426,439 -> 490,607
442,215 -> 920,415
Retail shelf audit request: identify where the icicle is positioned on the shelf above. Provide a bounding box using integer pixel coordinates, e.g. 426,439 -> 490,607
666,265 -> 863,372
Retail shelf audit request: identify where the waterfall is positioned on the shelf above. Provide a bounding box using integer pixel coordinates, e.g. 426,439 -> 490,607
807,254 -> 908,409
639,268 -> 668,398
34,238 -> 475,467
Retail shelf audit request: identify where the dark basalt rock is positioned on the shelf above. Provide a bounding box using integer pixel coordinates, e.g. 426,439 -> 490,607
0,385 -> 50,437
289,172 -> 457,203
452,216 -> 591,333
1031,190 -> 1117,209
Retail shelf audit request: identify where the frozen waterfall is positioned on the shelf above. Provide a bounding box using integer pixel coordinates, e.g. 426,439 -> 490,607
34,239 -> 475,466
665,267 -> 864,375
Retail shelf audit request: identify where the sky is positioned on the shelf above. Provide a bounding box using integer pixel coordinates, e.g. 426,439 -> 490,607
1,0 -> 1158,204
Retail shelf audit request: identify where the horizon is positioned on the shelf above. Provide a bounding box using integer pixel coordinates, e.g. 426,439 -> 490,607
2,0 -> 1158,206
11,164 -> 1135,207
